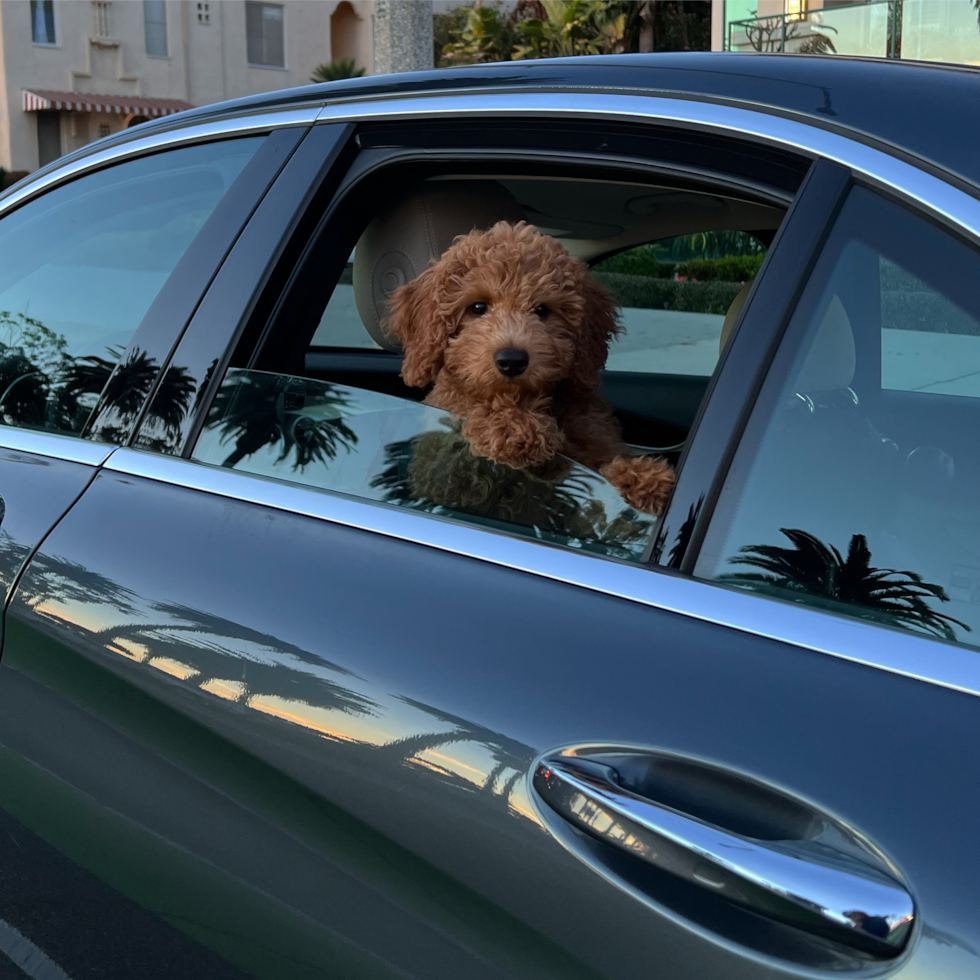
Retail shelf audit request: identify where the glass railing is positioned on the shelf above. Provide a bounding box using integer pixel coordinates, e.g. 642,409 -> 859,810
728,0 -> 980,67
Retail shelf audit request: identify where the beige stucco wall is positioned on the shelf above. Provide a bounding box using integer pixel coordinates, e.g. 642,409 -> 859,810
0,0 -> 379,174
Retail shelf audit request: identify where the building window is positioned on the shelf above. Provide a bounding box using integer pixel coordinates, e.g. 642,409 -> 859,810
92,0 -> 111,38
98,123 -> 111,138
31,0 -> 56,45
246,2 -> 284,67
197,2 -> 210,26
144,0 -> 167,55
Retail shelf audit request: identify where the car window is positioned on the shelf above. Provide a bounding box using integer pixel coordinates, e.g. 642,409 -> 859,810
192,368 -> 656,561
0,137 -> 263,437
593,232 -> 766,377
311,256 -> 380,350
697,186 -> 980,648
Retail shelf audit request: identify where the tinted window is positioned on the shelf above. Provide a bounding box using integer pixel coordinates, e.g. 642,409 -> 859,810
698,187 -> 980,648
193,369 -> 656,562
0,138 -> 263,438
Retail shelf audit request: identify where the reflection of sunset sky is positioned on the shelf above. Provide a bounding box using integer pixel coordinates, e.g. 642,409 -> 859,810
248,692 -> 456,748
36,592 -> 540,825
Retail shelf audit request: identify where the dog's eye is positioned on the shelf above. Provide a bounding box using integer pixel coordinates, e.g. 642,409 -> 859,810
469,302 -> 489,317
533,304 -> 550,318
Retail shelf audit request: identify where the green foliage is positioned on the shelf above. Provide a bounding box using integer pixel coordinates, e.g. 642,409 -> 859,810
440,0 -> 709,65
435,5 -> 484,67
310,57 -> 365,83
593,273 -> 746,315
677,254 -> 764,282
511,0 -> 627,60
594,245 -> 673,278
441,4 -> 519,66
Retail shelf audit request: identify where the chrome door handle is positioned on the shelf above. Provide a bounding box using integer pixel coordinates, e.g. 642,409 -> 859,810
533,757 -> 914,957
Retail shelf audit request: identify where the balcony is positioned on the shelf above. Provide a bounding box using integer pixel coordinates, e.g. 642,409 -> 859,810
726,0 -> 980,66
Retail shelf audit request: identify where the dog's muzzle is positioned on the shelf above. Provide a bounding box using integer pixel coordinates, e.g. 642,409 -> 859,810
494,348 -> 529,377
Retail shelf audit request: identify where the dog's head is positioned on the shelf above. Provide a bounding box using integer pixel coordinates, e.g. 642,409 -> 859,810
386,221 -> 619,397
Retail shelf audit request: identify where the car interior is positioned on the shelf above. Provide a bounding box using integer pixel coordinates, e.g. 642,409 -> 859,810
273,170 -> 786,463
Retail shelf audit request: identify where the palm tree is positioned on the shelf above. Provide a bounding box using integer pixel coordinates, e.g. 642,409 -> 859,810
720,528 -> 969,641
310,57 -> 364,82
208,370 -> 357,470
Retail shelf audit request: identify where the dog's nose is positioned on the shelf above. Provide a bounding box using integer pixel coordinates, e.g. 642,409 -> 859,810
494,348 -> 529,377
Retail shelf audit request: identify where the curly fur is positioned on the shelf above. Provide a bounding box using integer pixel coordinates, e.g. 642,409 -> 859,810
387,221 -> 676,515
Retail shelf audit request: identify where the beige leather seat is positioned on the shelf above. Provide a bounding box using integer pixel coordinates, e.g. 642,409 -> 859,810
719,281 -> 856,396
353,180 -> 526,352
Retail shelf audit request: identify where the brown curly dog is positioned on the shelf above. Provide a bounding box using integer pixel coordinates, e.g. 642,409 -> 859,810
386,221 -> 676,516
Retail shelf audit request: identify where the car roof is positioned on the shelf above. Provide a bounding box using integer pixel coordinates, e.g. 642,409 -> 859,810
39,54 -> 980,193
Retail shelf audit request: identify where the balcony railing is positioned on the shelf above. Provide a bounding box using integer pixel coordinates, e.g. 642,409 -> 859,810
727,0 -> 980,66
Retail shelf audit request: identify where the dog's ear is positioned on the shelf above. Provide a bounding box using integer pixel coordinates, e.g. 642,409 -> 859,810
569,270 -> 620,394
386,266 -> 454,388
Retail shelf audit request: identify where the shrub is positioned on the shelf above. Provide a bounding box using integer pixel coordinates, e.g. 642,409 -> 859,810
594,248 -> 673,278
594,272 -> 746,315
310,58 -> 365,83
677,254 -> 764,282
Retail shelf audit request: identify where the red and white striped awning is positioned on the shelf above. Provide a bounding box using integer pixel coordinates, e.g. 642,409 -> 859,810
22,90 -> 193,116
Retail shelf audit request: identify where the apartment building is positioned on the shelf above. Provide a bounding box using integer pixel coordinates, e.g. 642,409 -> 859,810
0,0 -> 418,174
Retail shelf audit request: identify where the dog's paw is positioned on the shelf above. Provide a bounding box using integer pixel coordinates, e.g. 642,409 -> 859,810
600,455 -> 676,516
463,411 -> 562,469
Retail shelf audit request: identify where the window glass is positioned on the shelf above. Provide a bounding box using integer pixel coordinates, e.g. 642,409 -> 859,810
593,232 -> 766,377
31,0 -> 55,44
0,137 -> 263,437
144,0 -> 168,56
698,187 -> 980,649
311,256 -> 379,350
193,369 -> 657,562
246,1 -> 285,67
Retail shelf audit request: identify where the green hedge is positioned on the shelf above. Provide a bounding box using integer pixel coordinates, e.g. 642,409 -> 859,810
594,272 -> 745,315
594,250 -> 674,279
676,254 -> 764,282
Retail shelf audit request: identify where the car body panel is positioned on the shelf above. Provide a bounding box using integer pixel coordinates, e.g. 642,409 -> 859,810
3,468 -> 980,979
0,54 -> 978,980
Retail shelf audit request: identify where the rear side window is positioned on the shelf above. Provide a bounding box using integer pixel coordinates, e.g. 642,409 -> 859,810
698,187 -> 980,649
0,137 -> 263,438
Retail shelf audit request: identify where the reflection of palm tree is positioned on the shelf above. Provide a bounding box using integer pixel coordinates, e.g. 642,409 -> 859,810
663,498 -> 701,569
209,371 -> 357,470
372,430 -> 651,558
720,528 -> 970,641
66,347 -> 194,444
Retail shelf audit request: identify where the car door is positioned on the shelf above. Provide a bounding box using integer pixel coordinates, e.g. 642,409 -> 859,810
0,119 -> 321,978
3,96 -> 980,980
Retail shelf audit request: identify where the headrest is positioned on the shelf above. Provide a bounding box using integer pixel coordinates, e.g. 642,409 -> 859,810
795,295 -> 855,393
719,280 -> 753,354
353,180 -> 526,352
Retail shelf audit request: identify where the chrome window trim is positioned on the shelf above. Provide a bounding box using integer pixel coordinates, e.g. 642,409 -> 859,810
315,92 -> 980,248
0,427 -> 115,466
105,447 -> 980,702
0,106 -> 320,220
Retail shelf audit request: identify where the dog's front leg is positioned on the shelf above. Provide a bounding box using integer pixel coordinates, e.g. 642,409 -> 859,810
462,406 -> 562,470
600,455 -> 676,516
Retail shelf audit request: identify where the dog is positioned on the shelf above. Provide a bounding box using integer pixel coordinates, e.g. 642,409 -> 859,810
386,221 -> 675,516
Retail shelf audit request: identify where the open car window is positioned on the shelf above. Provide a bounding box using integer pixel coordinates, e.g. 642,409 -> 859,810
193,369 -> 656,562
593,232 -> 766,378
